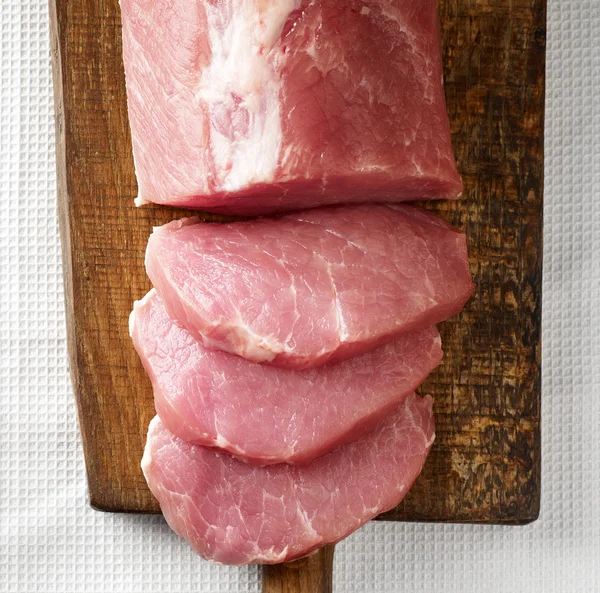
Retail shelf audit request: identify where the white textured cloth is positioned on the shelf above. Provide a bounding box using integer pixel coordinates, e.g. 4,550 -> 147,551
1,0 -> 599,591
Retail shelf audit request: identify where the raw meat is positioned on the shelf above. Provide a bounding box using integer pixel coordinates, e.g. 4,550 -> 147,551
142,392 -> 435,564
121,0 -> 461,215
146,204 -> 474,369
130,289 -> 442,465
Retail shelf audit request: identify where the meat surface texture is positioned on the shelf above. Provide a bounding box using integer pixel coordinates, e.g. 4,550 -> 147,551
142,392 -> 435,564
146,204 -> 474,369
130,289 -> 442,465
121,0 -> 461,215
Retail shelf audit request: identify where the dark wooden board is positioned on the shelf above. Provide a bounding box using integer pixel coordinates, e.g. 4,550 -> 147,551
50,0 -> 545,523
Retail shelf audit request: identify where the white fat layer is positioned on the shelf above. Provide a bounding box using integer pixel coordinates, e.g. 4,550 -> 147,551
202,322 -> 280,363
134,195 -> 150,207
140,415 -> 162,476
214,433 -> 235,450
197,0 -> 298,191
129,288 -> 157,337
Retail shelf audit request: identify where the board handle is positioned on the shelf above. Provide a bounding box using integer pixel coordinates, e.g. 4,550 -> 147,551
262,545 -> 335,593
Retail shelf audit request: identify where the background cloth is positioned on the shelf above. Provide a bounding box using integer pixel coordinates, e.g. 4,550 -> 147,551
1,0 -> 599,591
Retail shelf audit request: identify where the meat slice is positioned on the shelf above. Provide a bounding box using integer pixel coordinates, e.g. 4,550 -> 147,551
142,392 -> 435,564
146,204 -> 474,369
130,289 -> 442,465
120,0 -> 461,215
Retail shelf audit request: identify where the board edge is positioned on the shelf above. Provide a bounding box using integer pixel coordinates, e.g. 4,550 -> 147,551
49,0 -> 104,513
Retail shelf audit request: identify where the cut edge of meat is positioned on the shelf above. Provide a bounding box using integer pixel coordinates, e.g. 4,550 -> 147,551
135,173 -> 464,216
141,392 -> 435,564
145,206 -> 474,369
130,288 -> 443,464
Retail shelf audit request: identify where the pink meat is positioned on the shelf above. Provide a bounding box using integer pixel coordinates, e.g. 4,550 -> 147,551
121,0 -> 461,215
146,204 -> 474,369
142,392 -> 434,564
130,289 -> 442,465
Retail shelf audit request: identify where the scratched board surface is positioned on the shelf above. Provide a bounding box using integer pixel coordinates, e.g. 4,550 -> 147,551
49,0 -> 545,522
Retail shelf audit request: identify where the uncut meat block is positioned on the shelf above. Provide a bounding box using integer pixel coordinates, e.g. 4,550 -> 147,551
146,204 -> 474,369
130,289 -> 442,465
120,0 -> 461,215
142,392 -> 435,564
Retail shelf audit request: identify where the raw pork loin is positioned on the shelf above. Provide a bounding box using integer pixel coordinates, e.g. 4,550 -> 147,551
121,0 -> 461,215
146,204 -> 474,369
142,392 -> 435,564
130,289 -> 442,464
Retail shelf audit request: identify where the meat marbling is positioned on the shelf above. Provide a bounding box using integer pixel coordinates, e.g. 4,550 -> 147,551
130,289 -> 442,465
142,392 -> 435,564
146,204 -> 474,369
121,0 -> 461,215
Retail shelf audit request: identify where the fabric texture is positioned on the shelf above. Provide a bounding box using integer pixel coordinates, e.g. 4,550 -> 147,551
1,0 -> 599,591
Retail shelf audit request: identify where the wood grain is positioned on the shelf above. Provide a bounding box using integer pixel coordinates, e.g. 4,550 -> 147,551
262,547 -> 335,593
49,0 -> 545,523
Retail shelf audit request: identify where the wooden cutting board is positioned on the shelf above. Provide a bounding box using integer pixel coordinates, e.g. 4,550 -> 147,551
49,0 -> 545,525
